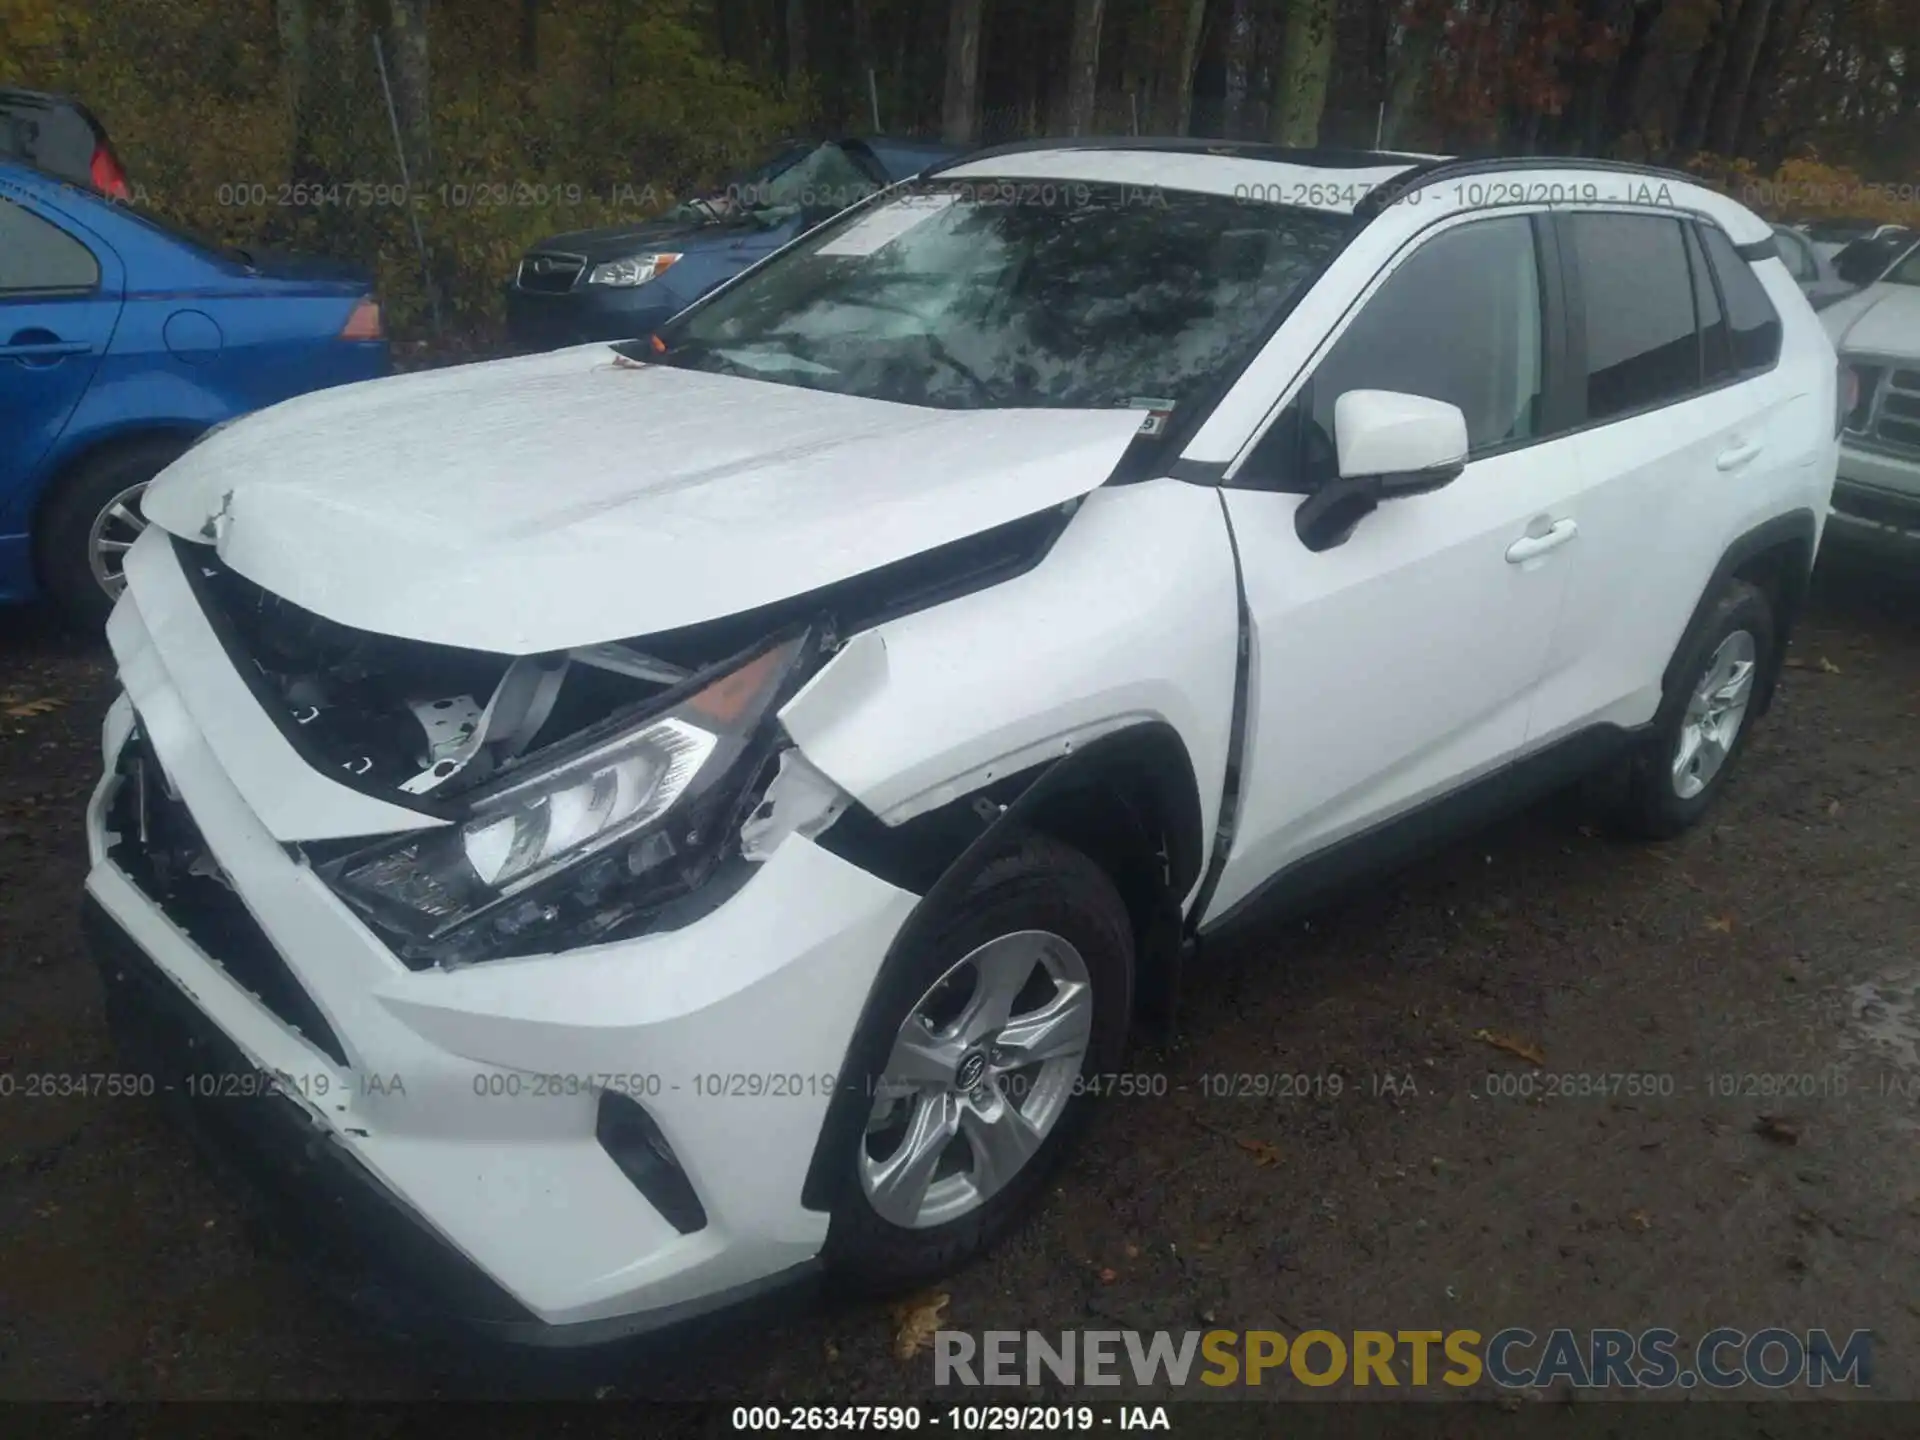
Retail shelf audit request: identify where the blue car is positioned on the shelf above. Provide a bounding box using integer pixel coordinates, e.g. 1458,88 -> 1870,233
0,161 -> 388,628
505,137 -> 959,353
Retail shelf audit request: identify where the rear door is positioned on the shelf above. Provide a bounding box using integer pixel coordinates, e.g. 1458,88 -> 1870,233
0,193 -> 123,512
1526,209 -> 1791,745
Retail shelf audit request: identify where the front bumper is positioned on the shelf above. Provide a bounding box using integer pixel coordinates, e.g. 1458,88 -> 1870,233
1826,442 -> 1920,559
85,530 -> 918,1346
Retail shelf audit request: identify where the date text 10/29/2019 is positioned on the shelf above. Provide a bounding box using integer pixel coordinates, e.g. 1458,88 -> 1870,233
730,1407 -> 1171,1432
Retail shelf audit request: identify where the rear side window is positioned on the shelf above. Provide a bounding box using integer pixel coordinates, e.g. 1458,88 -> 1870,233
1698,223 -> 1783,373
0,197 -> 99,293
1774,229 -> 1813,281
1567,212 -> 1698,420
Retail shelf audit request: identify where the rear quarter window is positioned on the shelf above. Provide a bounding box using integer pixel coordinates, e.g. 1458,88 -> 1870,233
1698,224 -> 1783,374
1567,211 -> 1700,420
0,196 -> 100,292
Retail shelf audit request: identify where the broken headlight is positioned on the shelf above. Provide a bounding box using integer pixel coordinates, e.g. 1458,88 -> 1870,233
324,632 -> 812,966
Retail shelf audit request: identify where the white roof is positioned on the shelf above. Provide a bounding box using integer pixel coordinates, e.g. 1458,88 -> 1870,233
940,148 -> 1422,215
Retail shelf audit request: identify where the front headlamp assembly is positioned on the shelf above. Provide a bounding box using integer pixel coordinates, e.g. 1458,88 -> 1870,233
320,629 -> 818,967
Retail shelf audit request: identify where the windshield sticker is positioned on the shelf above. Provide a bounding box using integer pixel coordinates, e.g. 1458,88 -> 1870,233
1125,397 -> 1177,436
815,193 -> 959,257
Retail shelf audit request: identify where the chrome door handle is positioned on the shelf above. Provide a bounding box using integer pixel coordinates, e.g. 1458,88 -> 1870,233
1715,440 -> 1762,471
1506,518 -> 1579,563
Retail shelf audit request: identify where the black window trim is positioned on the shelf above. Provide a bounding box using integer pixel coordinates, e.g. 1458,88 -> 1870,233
1694,217 -> 1786,385
1546,207 -> 1782,441
0,190 -> 102,298
1223,205 -> 1574,494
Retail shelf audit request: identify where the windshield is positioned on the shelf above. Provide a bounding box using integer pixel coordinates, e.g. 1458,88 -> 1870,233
1884,242 -> 1920,286
670,142 -> 878,224
641,178 -> 1349,416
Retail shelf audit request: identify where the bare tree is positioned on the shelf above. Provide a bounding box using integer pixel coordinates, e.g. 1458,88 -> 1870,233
385,0 -> 433,178
1222,0 -> 1254,136
519,0 -> 537,73
786,0 -> 809,95
1059,0 -> 1108,135
1380,7 -> 1439,148
1675,0 -> 1734,155
941,0 -> 984,144
1167,0 -> 1209,135
1602,0 -> 1669,152
1271,0 -> 1337,145
1706,0 -> 1777,153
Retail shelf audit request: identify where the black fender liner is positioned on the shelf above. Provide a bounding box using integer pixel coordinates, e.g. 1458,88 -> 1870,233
1663,508 -> 1818,718
800,722 -> 1202,1214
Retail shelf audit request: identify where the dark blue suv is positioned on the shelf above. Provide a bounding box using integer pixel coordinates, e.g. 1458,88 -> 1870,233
506,137 -> 958,353
0,162 -> 388,628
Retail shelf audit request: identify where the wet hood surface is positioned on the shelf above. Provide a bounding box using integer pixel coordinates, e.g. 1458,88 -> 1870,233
1824,282 -> 1920,359
141,345 -> 1145,654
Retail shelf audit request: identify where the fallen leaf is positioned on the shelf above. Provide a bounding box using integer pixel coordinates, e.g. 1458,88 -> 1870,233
1705,915 -> 1735,934
1098,1267 -> 1118,1284
1818,657 -> 1842,675
891,1292 -> 950,1361
1827,799 -> 1843,817
1755,1115 -> 1800,1146
825,1339 -> 840,1363
1626,1209 -> 1651,1232
1472,1029 -> 1546,1066
3,697 -> 62,719
1123,1243 -> 1139,1259
1238,1138 -> 1283,1167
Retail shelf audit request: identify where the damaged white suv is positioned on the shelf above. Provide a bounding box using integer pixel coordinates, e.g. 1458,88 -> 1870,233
86,142 -> 1838,1349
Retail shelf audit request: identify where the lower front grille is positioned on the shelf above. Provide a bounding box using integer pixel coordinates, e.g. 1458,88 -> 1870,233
516,251 -> 586,293
107,729 -> 350,1068
1872,370 -> 1920,454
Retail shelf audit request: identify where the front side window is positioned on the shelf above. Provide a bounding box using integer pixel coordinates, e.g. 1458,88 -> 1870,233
1774,229 -> 1814,281
1568,212 -> 1698,420
643,179 -> 1350,418
1240,214 -> 1544,490
0,196 -> 99,293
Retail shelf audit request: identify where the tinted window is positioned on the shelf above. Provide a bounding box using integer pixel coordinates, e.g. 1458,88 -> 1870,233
1243,215 -> 1543,489
1773,229 -> 1813,281
0,197 -> 99,292
1698,224 -> 1782,373
1686,224 -> 1731,383
1569,212 -> 1698,419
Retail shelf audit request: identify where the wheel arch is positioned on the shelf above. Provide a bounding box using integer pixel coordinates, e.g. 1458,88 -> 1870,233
799,720 -> 1202,1214
1664,508 -> 1818,719
30,423 -> 203,557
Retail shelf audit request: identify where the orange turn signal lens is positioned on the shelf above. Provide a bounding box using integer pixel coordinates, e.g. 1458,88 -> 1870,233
340,297 -> 384,341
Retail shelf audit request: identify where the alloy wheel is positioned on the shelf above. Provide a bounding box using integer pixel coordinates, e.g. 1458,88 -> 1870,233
1672,629 -> 1757,800
858,930 -> 1094,1230
86,481 -> 151,599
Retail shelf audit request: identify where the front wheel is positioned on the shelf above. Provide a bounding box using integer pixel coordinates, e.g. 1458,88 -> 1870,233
823,835 -> 1134,1295
1593,579 -> 1775,840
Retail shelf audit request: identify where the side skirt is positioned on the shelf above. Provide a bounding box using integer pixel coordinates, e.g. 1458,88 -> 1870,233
1194,722 -> 1648,951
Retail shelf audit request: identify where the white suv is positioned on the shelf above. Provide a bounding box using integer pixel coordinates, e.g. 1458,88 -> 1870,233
86,143 -> 1838,1350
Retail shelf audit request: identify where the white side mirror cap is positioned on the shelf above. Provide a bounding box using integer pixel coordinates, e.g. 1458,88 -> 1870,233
1333,389 -> 1469,482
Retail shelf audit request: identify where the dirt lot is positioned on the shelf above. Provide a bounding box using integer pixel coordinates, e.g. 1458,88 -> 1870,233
1,555 -> 1916,1407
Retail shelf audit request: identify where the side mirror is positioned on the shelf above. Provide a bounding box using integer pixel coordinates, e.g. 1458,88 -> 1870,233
1296,390 -> 1469,552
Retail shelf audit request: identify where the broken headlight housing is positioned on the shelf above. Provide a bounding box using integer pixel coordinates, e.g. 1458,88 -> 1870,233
322,631 -> 814,967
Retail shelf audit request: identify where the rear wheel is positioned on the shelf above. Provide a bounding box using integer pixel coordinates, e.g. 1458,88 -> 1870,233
1590,579 -> 1774,839
36,438 -> 187,632
824,835 -> 1133,1294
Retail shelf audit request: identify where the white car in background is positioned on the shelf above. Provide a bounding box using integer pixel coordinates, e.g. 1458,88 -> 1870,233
86,141 -> 1837,1352
1822,238 -> 1920,559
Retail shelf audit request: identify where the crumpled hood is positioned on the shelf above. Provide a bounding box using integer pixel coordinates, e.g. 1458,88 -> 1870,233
1822,283 -> 1920,358
142,345 -> 1145,654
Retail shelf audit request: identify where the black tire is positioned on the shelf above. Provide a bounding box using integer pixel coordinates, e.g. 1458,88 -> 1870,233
35,437 -> 188,633
822,833 -> 1134,1295
1589,579 -> 1775,840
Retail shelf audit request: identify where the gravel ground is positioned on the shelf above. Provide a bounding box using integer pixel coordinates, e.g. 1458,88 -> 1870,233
1,554 -> 1915,1408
